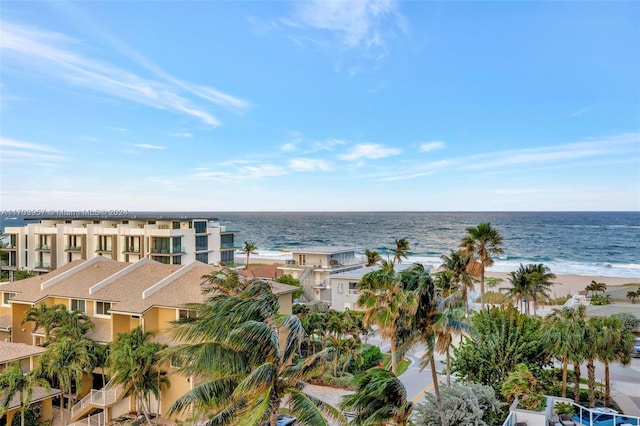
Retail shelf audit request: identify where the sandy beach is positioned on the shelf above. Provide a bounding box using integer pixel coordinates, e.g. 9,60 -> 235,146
484,270 -> 640,299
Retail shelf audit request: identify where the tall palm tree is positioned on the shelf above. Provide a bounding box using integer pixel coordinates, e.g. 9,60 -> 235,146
390,238 -> 410,264
165,281 -> 347,426
357,262 -> 417,375
0,361 -> 51,426
434,307 -> 469,386
365,249 -> 382,267
460,222 -> 504,309
241,240 -> 258,269
595,316 -> 633,407
339,368 -> 413,426
39,336 -> 96,425
507,265 -> 529,314
109,327 -> 168,425
542,308 -> 576,398
562,306 -> 589,404
439,250 -> 473,308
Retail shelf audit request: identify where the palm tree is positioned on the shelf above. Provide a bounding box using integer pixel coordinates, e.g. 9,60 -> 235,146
507,265 -> 529,313
596,316 -> 633,407
439,250 -> 473,308
22,303 -> 68,343
357,261 -> 417,375
561,306 -> 589,404
0,361 -> 51,426
460,222 -> 504,309
390,238 -> 410,264
165,281 -> 347,426
365,249 -> 382,267
542,307 -> 579,398
434,307 -> 469,386
22,304 -> 95,343
339,368 -> 413,426
626,289 -> 639,304
109,327 -> 168,425
201,267 -> 248,296
241,240 -> 258,269
525,264 -> 556,315
39,336 -> 96,425
585,280 -> 606,297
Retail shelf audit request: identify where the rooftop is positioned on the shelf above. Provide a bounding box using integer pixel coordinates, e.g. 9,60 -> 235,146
0,341 -> 46,364
289,246 -> 360,255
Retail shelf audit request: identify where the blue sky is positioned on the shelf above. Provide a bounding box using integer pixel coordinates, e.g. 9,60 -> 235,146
1,0 -> 639,211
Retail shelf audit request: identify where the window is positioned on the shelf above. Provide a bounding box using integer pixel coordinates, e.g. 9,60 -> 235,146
196,253 -> 208,264
195,236 -> 208,251
172,221 -> 181,229
70,299 -> 86,313
95,301 -> 112,317
194,221 -> 207,234
349,282 -> 358,295
148,221 -> 156,225
178,309 -> 196,320
2,292 -> 16,306
172,255 -> 182,265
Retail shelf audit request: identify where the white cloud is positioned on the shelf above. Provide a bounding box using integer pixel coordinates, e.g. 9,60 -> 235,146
0,19 -> 249,127
289,158 -> 332,171
290,0 -> 403,49
464,132 -> 640,171
339,143 -> 401,160
311,137 -> 347,152
281,142 -> 297,152
0,137 -> 65,163
418,141 -> 445,152
133,144 -> 165,150
170,132 -> 192,138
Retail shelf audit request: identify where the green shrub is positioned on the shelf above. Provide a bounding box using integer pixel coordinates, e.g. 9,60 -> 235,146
11,409 -> 37,426
347,344 -> 383,374
591,294 -> 611,305
477,291 -> 506,304
321,371 -> 356,389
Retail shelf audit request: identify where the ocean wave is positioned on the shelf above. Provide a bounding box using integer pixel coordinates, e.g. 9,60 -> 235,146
241,250 -> 640,279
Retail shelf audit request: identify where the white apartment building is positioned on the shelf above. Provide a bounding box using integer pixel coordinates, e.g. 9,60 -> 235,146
1,214 -> 239,278
277,246 -> 366,303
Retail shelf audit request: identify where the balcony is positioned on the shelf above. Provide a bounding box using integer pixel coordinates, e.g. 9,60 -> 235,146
0,260 -> 17,267
221,242 -> 241,249
95,246 -> 112,253
150,246 -> 185,255
222,226 -> 240,232
35,262 -> 51,269
36,244 -> 51,251
122,246 -> 141,253
65,245 -> 82,252
1,244 -> 17,250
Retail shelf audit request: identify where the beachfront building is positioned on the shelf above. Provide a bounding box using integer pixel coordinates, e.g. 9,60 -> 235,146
0,342 -> 60,426
0,256 -> 298,425
277,246 -> 366,304
0,214 -> 240,279
328,263 -> 422,311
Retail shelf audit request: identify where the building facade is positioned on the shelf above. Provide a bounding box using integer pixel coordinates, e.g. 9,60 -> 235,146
1,215 -> 239,278
277,246 -> 366,303
0,257 -> 298,424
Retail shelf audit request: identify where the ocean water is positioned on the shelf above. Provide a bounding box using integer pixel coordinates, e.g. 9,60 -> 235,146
1,212 -> 638,278
220,212 -> 640,279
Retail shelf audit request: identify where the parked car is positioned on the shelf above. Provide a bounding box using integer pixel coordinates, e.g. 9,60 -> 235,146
632,337 -> 640,358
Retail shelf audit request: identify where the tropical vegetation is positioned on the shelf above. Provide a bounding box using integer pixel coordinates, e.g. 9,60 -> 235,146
459,222 -> 504,309
164,280 -> 347,426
